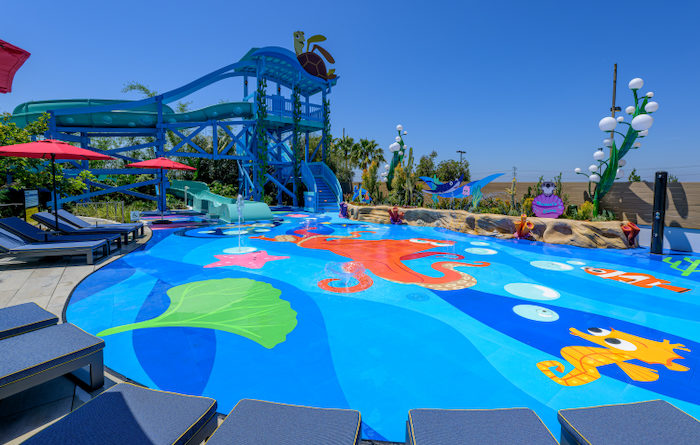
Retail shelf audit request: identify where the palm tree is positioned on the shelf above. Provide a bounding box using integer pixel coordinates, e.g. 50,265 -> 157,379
351,138 -> 385,172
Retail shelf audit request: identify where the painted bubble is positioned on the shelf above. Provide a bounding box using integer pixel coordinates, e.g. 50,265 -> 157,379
254,229 -> 270,233
470,241 -> 490,246
504,283 -> 561,301
530,260 -> 574,271
566,260 -> 586,266
223,246 -> 257,254
513,304 -> 560,322
464,247 -> 498,255
223,229 -> 247,235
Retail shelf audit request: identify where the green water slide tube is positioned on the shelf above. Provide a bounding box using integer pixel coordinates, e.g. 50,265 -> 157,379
10,99 -> 253,128
169,180 -> 273,222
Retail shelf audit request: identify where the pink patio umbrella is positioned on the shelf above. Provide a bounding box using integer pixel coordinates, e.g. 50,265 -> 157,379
0,40 -> 30,93
0,139 -> 114,229
126,157 -> 196,222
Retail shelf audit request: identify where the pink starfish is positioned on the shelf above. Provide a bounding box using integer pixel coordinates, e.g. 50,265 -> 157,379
204,250 -> 289,269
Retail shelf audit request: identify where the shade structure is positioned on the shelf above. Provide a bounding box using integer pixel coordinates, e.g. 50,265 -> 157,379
0,139 -> 114,161
126,157 -> 196,171
0,40 -> 30,94
0,139 -> 114,229
127,157 -> 196,221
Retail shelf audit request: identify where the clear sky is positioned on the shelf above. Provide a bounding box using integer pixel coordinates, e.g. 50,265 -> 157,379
1,0 -> 698,181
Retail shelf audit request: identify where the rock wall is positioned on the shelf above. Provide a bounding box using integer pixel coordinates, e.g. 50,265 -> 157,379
346,204 -> 634,249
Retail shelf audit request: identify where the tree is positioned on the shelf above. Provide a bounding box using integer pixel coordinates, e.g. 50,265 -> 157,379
628,168 -> 641,182
416,150 -> 438,178
435,159 -> 470,182
351,138 -> 385,172
669,174 -> 679,183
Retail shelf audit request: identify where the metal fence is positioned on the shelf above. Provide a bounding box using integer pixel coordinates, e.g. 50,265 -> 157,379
73,201 -> 125,223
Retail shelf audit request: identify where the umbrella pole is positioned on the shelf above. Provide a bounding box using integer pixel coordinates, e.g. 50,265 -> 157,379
51,154 -> 59,230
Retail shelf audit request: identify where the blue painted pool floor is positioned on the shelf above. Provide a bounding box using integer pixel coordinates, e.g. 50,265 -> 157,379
66,212 -> 700,442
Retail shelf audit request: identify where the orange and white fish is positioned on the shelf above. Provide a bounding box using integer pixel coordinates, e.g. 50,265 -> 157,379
583,267 -> 691,293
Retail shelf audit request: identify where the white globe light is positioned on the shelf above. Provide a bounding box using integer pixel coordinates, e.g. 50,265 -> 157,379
633,142 -> 641,148
589,174 -> 601,183
631,114 -> 653,131
616,116 -> 624,122
574,167 -> 582,173
588,164 -> 598,172
646,91 -> 654,98
628,78 -> 644,90
603,138 -> 613,147
403,131 -> 407,135
638,129 -> 649,137
593,150 -> 605,161
389,142 -> 400,152
396,124 -> 403,131
617,168 -> 624,178
645,101 -> 659,113
384,163 -> 389,169
618,159 -> 626,167
598,116 -> 617,131
625,105 -> 635,115
395,136 -> 401,142
399,151 -> 404,156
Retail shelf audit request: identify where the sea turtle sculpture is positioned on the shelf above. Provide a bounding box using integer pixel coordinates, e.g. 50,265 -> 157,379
293,31 -> 337,80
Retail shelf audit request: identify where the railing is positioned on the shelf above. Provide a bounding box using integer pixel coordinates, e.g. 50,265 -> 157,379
72,201 -> 125,222
265,96 -> 323,122
311,162 -> 342,205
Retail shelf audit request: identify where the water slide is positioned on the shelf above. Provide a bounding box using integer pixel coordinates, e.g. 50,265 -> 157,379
10,99 -> 253,128
168,180 -> 273,222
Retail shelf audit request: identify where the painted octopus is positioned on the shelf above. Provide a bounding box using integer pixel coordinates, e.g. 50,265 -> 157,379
252,230 -> 489,293
537,327 -> 690,386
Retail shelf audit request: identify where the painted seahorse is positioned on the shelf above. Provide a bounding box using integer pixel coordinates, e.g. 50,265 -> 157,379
537,327 -> 690,386
252,231 -> 489,292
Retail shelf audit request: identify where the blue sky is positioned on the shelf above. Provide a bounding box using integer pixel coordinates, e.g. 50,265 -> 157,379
1,0 -> 698,181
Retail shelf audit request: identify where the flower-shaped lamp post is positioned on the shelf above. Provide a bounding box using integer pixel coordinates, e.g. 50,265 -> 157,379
385,124 -> 408,190
574,77 -> 658,213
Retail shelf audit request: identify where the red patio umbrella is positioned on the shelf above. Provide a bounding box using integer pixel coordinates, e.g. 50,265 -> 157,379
0,40 -> 30,94
0,139 -> 114,229
126,157 -> 195,222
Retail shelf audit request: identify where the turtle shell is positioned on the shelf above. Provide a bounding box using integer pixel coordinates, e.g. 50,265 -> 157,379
297,52 -> 328,80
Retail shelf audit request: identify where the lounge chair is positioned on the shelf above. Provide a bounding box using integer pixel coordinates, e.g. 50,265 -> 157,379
22,382 -> 218,445
32,212 -> 137,245
558,400 -> 700,445
407,408 -> 558,445
0,228 -> 108,265
57,209 -> 144,237
0,323 -> 104,400
0,217 -> 122,252
0,302 -> 58,340
205,399 -> 361,445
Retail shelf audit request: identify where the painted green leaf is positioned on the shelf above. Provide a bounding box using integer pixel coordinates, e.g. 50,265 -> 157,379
98,278 -> 297,349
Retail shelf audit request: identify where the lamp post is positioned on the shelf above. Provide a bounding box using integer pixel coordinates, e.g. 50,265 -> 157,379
456,150 -> 466,163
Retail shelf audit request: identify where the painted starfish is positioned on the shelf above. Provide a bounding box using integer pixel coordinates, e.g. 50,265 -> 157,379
204,251 -> 289,269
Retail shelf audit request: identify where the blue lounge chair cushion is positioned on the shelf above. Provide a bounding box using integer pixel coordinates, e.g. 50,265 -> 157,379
0,217 -> 120,244
408,408 -> 558,445
57,209 -> 143,230
558,400 -> 700,445
23,383 -> 217,445
33,213 -> 132,234
206,399 -> 361,445
0,302 -> 58,340
0,227 -> 105,253
0,323 -> 104,388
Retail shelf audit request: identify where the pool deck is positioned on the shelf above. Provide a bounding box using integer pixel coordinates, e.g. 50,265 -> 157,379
0,219 -> 149,444
0,220 -> 401,445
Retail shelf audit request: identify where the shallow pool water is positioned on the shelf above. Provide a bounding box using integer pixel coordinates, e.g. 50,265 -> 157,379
66,212 -> 700,441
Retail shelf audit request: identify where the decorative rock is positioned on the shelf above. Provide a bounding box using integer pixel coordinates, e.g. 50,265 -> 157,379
345,204 -> 634,249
